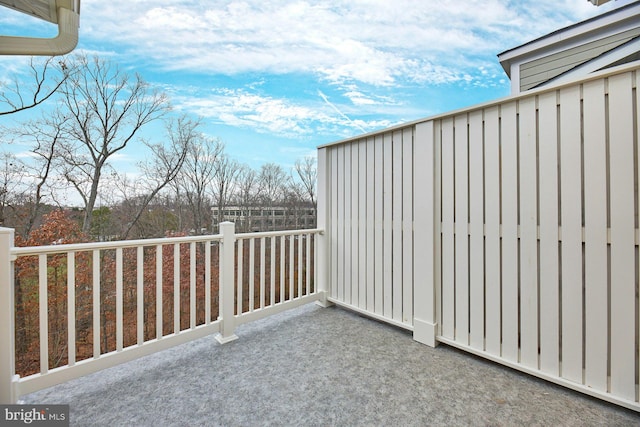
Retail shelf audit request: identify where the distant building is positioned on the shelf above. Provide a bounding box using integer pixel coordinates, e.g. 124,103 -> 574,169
211,204 -> 316,232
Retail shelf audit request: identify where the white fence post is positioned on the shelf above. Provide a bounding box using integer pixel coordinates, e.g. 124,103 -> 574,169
413,122 -> 439,347
216,222 -> 239,344
315,148 -> 333,308
0,227 -> 17,403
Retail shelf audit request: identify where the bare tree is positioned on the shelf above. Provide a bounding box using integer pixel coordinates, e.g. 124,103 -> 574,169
258,163 -> 287,230
294,156 -> 317,209
234,165 -> 260,232
5,111 -> 68,238
114,116 -> 197,239
0,57 -> 72,116
56,55 -> 170,233
0,153 -> 26,227
212,150 -> 241,232
172,132 -> 221,235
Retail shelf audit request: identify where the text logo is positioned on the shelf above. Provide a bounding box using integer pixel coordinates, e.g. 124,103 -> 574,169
1,405 -> 69,426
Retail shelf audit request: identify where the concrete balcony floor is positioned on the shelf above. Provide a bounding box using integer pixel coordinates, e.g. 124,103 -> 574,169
23,304 -> 639,426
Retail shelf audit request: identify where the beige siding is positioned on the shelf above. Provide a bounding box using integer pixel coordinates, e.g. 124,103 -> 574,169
520,27 -> 640,91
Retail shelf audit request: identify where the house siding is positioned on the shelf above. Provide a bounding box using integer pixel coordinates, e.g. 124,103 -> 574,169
520,27 -> 640,91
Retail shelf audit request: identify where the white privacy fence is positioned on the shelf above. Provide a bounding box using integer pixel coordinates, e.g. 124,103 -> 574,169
318,61 -> 640,412
318,127 -> 416,331
0,223 -> 321,403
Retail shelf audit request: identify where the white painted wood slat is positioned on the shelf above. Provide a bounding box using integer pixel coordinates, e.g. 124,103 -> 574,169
468,110 -> 484,350
260,237 -> 266,309
116,248 -> 123,351
537,91 -> 560,376
280,236 -> 285,302
483,107 -> 501,357
559,85 -> 583,383
454,114 -> 469,345
95,249 -> 102,355
173,244 -> 180,334
359,139 -> 368,309
441,118 -> 455,340
383,132 -> 393,318
306,233 -> 311,296
67,253 -> 76,364
190,243 -> 196,329
289,234 -> 294,301
351,142 -> 359,306
39,254 -> 48,373
137,246 -> 143,344
297,234 -> 303,299
337,145 -> 345,302
344,143 -> 352,304
582,79 -> 608,392
155,245 -> 162,340
366,137 -> 375,312
374,135 -> 384,315
205,241 -> 211,323
393,130 -> 403,322
518,97 -> 538,369
434,121 -> 442,340
402,127 -> 414,325
607,72 -> 636,401
237,239 -> 243,315
271,237 -> 276,304
500,102 -> 519,362
331,148 -> 339,299
249,238 -> 255,311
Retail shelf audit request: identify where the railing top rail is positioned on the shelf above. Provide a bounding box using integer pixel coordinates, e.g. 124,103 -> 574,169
318,59 -> 640,149
236,228 -> 324,240
9,228 -> 325,257
10,233 -> 224,257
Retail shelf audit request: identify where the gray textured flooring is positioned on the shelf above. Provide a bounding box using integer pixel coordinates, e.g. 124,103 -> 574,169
23,303 -> 639,426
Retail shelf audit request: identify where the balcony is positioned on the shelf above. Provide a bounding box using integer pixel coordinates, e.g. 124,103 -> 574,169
18,304 -> 639,425
3,62 -> 640,421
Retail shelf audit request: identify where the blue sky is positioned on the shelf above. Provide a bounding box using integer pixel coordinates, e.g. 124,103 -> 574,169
0,0 -> 632,174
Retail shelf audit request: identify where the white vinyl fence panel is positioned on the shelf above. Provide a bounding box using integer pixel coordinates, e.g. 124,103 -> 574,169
319,62 -> 640,412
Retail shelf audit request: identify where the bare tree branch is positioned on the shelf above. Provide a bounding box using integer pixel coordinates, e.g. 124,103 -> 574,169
0,57 -> 72,116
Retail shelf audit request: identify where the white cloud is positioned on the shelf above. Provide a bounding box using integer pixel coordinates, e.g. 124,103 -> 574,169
173,87 -> 387,138
77,0 -> 619,87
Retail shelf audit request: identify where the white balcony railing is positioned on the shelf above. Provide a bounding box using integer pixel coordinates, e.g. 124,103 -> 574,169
0,223 -> 324,403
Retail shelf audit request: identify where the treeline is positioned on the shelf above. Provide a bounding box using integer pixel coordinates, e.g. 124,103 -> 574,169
0,55 -> 317,242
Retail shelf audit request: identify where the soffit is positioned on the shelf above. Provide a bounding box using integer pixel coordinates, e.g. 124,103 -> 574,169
0,0 -> 77,24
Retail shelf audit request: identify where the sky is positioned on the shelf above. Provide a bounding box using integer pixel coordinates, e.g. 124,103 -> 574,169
0,0 -> 634,175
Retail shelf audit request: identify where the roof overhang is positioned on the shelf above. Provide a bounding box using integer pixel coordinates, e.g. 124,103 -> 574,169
0,0 -> 81,56
498,1 -> 640,78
